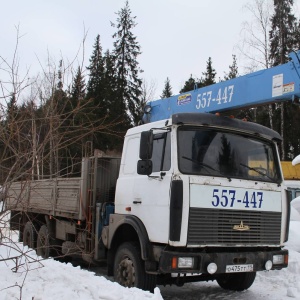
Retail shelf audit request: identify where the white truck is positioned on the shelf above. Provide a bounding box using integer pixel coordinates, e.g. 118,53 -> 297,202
8,50 -> 300,292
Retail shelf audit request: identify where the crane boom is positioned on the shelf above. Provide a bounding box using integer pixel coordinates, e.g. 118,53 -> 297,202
143,51 -> 300,123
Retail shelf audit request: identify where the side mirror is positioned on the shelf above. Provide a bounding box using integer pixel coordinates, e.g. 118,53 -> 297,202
137,160 -> 153,175
292,155 -> 300,166
139,131 -> 153,159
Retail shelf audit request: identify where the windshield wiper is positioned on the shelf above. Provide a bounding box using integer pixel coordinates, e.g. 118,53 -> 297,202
240,163 -> 274,181
182,156 -> 218,173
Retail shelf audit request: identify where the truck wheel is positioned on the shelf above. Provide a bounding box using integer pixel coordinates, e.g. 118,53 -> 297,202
114,242 -> 156,292
217,272 -> 256,291
37,225 -> 51,259
23,221 -> 37,249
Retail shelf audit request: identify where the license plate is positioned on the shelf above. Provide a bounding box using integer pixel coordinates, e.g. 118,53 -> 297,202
225,264 -> 253,273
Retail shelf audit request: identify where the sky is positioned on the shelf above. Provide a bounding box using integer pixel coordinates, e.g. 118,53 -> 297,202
1,0 -> 300,102
0,198 -> 300,299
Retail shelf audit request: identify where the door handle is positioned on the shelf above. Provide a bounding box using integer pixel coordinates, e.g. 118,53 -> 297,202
133,200 -> 142,204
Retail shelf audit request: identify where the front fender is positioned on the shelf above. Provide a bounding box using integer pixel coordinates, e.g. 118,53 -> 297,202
103,214 -> 152,261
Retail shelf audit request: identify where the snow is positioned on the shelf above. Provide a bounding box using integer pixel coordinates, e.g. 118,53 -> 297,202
292,196 -> 300,215
285,180 -> 300,189
0,232 -> 163,300
291,206 -> 300,222
292,155 -> 300,166
0,205 -> 300,300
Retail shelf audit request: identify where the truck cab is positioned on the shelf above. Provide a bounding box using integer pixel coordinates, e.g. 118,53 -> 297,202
104,112 -> 289,291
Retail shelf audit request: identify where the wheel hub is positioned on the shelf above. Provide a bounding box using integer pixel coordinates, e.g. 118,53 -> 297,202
117,258 -> 136,287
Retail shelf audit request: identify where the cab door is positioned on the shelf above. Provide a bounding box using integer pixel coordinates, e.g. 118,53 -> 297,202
133,131 -> 172,243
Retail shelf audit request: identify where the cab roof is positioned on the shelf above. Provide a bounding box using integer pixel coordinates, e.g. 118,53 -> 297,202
172,113 -> 282,141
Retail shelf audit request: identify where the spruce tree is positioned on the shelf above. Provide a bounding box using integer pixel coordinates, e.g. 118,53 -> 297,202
69,66 -> 86,134
58,66 -> 86,172
112,1 -> 143,126
71,67 -> 86,103
86,35 -> 105,106
102,50 -> 125,151
6,93 -> 18,125
102,50 -> 117,115
180,75 -> 203,93
269,0 -> 298,66
224,55 -> 239,81
221,55 -> 255,121
269,0 -> 300,159
86,34 -> 111,151
202,57 -> 216,87
161,77 -> 173,98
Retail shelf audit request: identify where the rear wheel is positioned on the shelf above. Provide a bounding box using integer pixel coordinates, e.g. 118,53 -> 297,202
114,242 -> 156,292
217,272 -> 256,291
37,225 -> 51,259
23,221 -> 37,249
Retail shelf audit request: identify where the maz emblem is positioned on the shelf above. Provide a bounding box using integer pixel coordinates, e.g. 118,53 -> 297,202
233,221 -> 250,231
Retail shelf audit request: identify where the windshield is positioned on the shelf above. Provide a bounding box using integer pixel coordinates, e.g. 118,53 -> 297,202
177,127 -> 281,183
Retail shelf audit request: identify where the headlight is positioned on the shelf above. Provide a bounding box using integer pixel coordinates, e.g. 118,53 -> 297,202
178,257 -> 194,268
273,254 -> 284,265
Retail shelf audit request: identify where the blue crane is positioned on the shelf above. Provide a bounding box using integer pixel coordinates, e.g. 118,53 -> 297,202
142,51 -> 300,124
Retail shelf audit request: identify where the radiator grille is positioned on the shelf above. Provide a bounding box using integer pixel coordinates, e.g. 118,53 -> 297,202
187,207 -> 281,245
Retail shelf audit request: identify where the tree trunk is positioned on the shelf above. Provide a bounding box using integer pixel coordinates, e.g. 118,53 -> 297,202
268,104 -> 273,130
281,103 -> 285,160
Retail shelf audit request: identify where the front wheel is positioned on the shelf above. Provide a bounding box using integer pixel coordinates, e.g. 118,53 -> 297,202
114,242 -> 156,292
217,272 -> 256,291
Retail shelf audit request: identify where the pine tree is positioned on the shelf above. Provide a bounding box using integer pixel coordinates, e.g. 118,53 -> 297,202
180,75 -> 203,93
161,77 -> 173,98
112,1 -> 143,126
202,57 -> 216,87
224,55 -> 239,80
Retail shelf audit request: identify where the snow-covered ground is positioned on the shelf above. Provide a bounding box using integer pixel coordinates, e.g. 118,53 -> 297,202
0,205 -> 299,300
0,208 -> 163,300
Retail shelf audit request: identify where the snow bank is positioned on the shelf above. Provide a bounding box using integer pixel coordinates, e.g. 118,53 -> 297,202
291,206 -> 300,221
287,221 -> 300,252
0,233 -> 163,300
291,197 -> 300,215
256,248 -> 300,298
279,219 -> 300,299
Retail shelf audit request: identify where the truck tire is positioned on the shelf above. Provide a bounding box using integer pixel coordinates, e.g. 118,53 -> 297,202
217,271 -> 256,291
23,221 -> 37,249
114,242 -> 156,292
37,225 -> 51,259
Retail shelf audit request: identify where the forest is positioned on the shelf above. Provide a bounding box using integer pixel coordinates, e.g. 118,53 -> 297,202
1,0 -> 300,185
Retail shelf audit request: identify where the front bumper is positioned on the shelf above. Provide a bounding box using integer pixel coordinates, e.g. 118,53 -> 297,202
159,248 -> 288,274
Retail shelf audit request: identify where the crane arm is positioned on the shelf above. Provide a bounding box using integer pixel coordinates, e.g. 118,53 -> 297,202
143,51 -> 300,123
